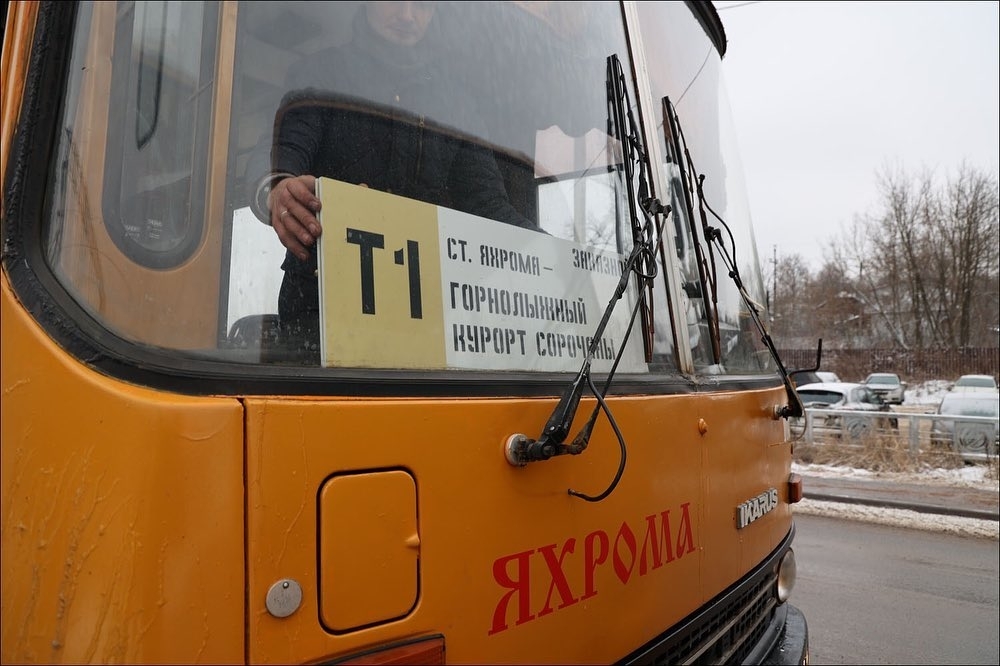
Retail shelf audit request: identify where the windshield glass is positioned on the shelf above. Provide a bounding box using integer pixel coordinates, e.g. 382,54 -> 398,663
45,1 -> 671,373
866,374 -> 898,385
939,394 -> 1000,417
797,390 -> 843,406
635,2 -> 773,376
955,376 -> 996,388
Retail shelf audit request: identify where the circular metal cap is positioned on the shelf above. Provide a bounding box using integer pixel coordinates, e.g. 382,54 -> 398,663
266,578 -> 303,618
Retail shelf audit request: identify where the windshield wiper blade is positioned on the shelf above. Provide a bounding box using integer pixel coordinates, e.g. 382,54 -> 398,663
663,97 -> 722,364
662,96 -> 804,418
505,54 -> 668,502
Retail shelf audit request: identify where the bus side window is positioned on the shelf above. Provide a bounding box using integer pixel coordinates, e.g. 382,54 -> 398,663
102,1 -> 218,269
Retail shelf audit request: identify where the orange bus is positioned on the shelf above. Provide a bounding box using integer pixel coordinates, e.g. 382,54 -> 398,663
2,1 -> 809,663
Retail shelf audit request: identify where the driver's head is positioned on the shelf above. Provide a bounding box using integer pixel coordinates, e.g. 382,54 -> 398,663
366,2 -> 436,47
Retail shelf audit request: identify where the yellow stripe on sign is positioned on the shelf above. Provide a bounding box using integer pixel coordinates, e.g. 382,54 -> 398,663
317,178 -> 445,368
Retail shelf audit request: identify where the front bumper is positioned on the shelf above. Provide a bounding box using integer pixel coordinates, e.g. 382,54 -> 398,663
761,604 -> 809,665
620,530 -> 808,665
872,390 -> 903,404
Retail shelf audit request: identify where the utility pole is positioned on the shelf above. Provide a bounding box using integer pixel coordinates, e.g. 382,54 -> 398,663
771,245 -> 777,324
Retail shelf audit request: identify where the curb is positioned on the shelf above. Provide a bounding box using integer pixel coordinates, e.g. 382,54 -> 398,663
804,492 -> 1000,522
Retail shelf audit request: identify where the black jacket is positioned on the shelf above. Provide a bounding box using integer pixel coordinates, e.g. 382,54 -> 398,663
265,11 -> 535,279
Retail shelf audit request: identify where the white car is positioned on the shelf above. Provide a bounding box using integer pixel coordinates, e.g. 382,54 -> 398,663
952,374 -> 998,393
816,371 -> 840,383
792,381 -> 897,439
930,391 -> 999,461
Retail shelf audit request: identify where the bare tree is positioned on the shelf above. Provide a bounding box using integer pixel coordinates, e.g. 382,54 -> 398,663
930,164 -> 1000,346
826,163 -> 999,350
806,261 -> 864,347
826,211 -> 887,346
770,252 -> 813,346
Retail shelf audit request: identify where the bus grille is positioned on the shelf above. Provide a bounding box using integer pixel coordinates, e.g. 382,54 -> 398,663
622,539 -> 788,665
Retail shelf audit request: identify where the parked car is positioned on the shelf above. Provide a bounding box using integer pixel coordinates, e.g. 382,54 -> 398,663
930,391 -> 1000,461
862,372 -> 906,405
790,369 -> 839,386
952,374 -> 998,392
789,370 -> 820,387
791,381 -> 896,439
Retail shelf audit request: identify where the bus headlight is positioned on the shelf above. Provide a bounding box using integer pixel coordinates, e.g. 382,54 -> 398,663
776,549 -> 797,603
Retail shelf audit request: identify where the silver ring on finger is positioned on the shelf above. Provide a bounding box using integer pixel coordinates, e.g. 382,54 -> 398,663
280,209 -> 289,217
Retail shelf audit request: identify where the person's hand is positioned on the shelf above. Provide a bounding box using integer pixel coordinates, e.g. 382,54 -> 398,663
269,174 -> 322,261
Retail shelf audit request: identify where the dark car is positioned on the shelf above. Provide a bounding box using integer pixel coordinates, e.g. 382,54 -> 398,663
789,370 -> 821,387
862,372 -> 906,405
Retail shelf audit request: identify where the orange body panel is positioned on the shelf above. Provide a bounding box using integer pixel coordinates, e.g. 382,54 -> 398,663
0,275 -> 246,664
244,388 -> 791,663
1,1 -> 38,188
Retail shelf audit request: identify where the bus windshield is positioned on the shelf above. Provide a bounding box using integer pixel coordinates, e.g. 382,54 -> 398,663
43,0 -> 772,377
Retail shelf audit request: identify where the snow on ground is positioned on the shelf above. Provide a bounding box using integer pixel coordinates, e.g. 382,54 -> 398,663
791,380 -> 999,539
903,378 -> 956,407
793,499 -> 998,540
793,460 -> 998,540
792,460 -> 999,492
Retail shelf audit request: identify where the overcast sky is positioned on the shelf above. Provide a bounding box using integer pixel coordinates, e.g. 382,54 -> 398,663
715,0 -> 1000,272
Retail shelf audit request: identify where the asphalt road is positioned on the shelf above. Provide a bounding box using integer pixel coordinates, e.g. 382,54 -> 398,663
792,513 -> 999,665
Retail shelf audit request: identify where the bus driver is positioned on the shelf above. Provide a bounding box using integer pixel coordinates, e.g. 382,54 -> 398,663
247,1 -> 536,356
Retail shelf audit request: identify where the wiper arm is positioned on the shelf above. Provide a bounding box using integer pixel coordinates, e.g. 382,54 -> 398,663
505,214 -> 666,501
663,97 -> 803,418
663,98 -> 722,364
704,203 -> 803,418
506,225 -> 663,459
505,54 -> 668,502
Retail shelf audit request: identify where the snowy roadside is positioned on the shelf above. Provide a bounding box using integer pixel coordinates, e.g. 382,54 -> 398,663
792,461 -> 999,493
788,380 -> 999,540
792,461 -> 999,540
793,498 -> 998,540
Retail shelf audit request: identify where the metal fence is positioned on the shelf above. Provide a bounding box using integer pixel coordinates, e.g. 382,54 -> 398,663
778,347 -> 999,384
791,407 -> 1000,463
